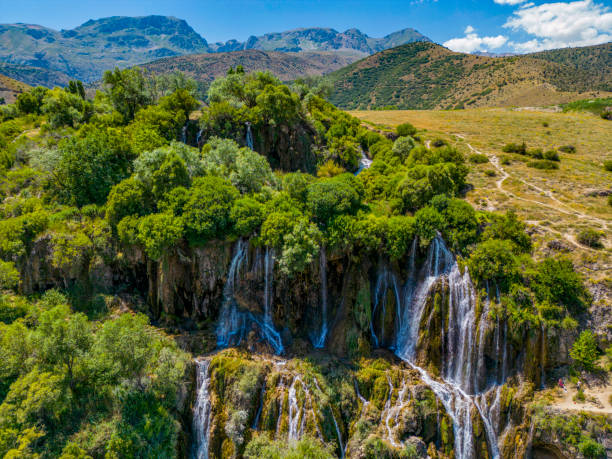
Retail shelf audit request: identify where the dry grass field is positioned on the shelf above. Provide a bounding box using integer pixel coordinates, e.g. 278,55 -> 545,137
351,108 -> 612,292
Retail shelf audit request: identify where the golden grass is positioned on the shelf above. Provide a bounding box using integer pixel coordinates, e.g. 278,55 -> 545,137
351,108 -> 612,282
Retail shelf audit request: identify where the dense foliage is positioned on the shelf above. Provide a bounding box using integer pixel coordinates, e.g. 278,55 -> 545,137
0,66 -> 598,458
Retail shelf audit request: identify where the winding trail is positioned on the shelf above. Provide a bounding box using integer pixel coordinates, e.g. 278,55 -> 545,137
453,133 -> 610,235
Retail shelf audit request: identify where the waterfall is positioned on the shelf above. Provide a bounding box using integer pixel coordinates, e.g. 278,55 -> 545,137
246,122 -> 254,150
330,408 -> 345,458
181,123 -> 188,144
370,263 -> 401,348
355,149 -> 373,175
381,374 -> 411,448
288,377 -> 301,440
252,380 -> 266,429
192,359 -> 212,459
216,240 -> 284,354
313,246 -> 328,348
196,129 -> 203,147
393,235 -> 501,459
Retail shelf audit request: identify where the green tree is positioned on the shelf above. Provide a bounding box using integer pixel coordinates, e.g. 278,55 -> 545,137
105,178 -> 149,229
42,88 -> 92,128
396,122 -> 417,137
231,198 -> 265,236
468,239 -> 520,289
307,175 -> 361,225
182,177 -> 239,244
137,213 -> 184,260
103,67 -> 154,122
53,127 -> 134,206
277,218 -> 321,276
570,330 -> 600,372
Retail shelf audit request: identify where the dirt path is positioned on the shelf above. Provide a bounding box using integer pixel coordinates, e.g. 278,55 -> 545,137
551,383 -> 612,415
453,133 -> 610,234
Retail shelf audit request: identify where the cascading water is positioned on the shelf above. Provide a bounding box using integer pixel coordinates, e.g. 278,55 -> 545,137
370,262 -> 401,348
313,246 -> 329,348
192,359 -> 212,459
392,235 -> 501,459
181,123 -> 188,144
196,129 -> 203,147
245,122 -> 254,150
216,240 -> 284,354
355,149 -> 373,175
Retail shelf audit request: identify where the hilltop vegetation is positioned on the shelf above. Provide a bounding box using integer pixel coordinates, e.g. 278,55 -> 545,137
0,66 -> 609,458
328,42 -> 612,110
0,74 -> 30,104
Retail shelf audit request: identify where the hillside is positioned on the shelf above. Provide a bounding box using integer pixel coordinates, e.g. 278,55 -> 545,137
328,41 -> 612,109
209,26 -> 429,54
0,16 -> 210,82
0,73 -> 30,103
0,62 -> 71,88
141,49 -> 360,89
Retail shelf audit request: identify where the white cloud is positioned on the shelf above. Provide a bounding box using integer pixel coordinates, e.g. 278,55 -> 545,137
443,26 -> 508,53
505,0 -> 612,52
494,0 -> 527,5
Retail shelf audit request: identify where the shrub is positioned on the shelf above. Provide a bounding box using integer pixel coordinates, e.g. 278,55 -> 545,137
543,150 -> 560,161
603,160 -> 612,172
527,148 -> 543,159
608,195 -> 612,207
570,330 -> 599,372
468,239 -> 519,289
527,160 -> 559,170
577,228 -> 603,248
484,169 -> 496,177
396,122 -> 417,137
0,260 -> 20,290
502,142 -> 526,154
137,213 -> 184,260
578,437 -> 605,458
468,153 -> 489,164
431,138 -> 446,148
500,156 -> 511,165
558,145 -> 576,154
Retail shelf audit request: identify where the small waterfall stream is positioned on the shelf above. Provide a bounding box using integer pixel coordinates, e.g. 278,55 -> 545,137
355,149 -> 373,175
216,240 -> 284,354
192,359 -> 213,459
246,122 -> 254,150
313,246 -> 329,348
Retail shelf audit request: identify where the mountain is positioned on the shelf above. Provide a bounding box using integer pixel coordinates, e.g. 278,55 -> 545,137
0,17 -> 430,85
209,27 -> 430,54
141,49 -> 361,90
0,62 -> 71,88
327,41 -> 612,109
0,73 -> 30,103
0,16 -> 210,83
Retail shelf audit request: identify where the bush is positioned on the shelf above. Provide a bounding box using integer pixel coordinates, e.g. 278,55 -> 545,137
570,330 -> 600,372
500,156 -> 511,165
502,142 -> 526,154
527,160 -> 559,170
431,138 -> 446,148
468,239 -> 519,289
396,122 -> 417,137
484,169 -> 496,177
578,437 -> 605,458
577,228 -> 603,248
558,145 -> 576,154
603,160 -> 612,172
543,150 -> 560,161
0,260 -> 20,290
528,148 -> 543,159
468,153 -> 489,164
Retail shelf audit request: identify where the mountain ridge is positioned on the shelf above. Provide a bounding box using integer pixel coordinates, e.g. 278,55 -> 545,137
327,41 -> 612,109
0,16 -> 430,85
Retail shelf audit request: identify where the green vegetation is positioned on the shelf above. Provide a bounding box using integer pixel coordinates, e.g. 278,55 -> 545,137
577,229 -> 604,249
570,330 -> 600,372
563,97 -> 612,118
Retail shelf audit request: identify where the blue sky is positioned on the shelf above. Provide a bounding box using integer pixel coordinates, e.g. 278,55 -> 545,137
1,0 -> 611,53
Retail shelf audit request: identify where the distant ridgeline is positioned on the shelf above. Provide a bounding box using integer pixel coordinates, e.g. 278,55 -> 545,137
0,15 -> 429,86
0,67 -> 607,458
327,41 -> 612,110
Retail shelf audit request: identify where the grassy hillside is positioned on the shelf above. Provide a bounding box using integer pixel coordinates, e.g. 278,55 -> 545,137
141,49 -> 360,90
0,62 -> 71,88
352,108 -> 611,286
328,42 -> 612,109
0,73 -> 30,103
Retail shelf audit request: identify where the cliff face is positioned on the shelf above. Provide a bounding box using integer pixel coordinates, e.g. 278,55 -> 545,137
18,235 -> 609,459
